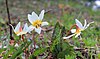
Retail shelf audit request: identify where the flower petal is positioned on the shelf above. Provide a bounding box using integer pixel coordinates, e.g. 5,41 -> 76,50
28,14 -> 33,24
41,22 -> 49,26
63,34 -> 75,39
28,25 -> 35,33
75,32 -> 81,38
17,31 -> 26,36
28,12 -> 39,24
71,29 -> 76,33
14,22 -> 21,32
39,10 -> 45,20
32,11 -> 39,19
75,19 -> 84,29
85,21 -> 94,29
23,23 -> 29,32
35,27 -> 42,34
83,19 -> 87,29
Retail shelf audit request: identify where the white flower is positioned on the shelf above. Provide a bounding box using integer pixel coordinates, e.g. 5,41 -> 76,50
63,19 -> 94,39
92,1 -> 100,11
28,10 -> 49,34
75,19 -> 94,31
10,22 -> 31,36
95,1 -> 100,6
15,43 -> 19,47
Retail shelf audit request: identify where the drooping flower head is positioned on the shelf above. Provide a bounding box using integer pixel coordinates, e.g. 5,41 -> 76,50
10,22 -> 30,36
63,19 -> 94,39
28,10 -> 49,34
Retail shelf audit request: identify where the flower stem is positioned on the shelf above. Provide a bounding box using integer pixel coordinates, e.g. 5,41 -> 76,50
33,34 -> 36,49
5,0 -> 12,40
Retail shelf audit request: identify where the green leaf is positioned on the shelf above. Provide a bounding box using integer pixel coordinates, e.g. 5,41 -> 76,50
28,55 -> 36,59
83,38 -> 97,47
65,55 -> 75,59
51,22 -> 66,58
3,46 -> 15,59
57,42 -> 75,58
52,22 -> 61,40
0,48 -> 6,54
10,41 -> 32,59
28,47 -> 47,59
33,48 -> 47,56
0,17 -> 5,24
97,53 -> 100,59
51,22 -> 62,58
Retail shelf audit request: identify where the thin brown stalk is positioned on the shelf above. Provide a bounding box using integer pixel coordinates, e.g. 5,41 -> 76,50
67,24 -> 77,36
5,0 -> 13,39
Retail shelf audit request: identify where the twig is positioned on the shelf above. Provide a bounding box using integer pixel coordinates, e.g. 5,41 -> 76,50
5,0 -> 12,39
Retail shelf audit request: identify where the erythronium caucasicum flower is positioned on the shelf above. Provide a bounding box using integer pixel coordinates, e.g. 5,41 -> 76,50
28,10 -> 49,34
10,22 -> 31,36
63,19 -> 94,39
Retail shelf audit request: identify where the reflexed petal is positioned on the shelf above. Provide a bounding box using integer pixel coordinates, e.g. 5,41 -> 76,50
83,19 -> 87,29
35,27 -> 42,34
41,22 -> 49,26
85,21 -> 94,29
75,32 -> 81,38
39,10 -> 45,20
14,22 -> 20,32
75,19 -> 84,29
63,34 -> 75,39
71,29 -> 76,33
23,23 -> 29,32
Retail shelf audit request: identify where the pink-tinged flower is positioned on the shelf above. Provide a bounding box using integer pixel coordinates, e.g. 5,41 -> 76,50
11,22 -> 31,36
63,19 -> 94,39
28,10 -> 49,34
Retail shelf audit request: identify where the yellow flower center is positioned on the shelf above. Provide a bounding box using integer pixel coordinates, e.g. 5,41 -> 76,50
75,28 -> 81,34
32,20 -> 42,28
15,31 -> 20,35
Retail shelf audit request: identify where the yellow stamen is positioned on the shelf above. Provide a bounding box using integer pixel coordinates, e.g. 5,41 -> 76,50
15,31 -> 20,35
75,28 -> 81,34
32,20 -> 42,28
